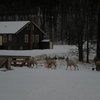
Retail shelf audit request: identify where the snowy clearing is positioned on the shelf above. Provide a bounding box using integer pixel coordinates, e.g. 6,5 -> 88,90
0,45 -> 100,100
0,68 -> 100,100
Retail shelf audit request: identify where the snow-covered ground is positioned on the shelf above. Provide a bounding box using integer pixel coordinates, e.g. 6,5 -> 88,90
0,45 -> 77,57
0,45 -> 100,100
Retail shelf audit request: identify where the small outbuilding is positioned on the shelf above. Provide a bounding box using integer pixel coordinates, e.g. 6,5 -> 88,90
0,21 -> 52,50
40,39 -> 53,49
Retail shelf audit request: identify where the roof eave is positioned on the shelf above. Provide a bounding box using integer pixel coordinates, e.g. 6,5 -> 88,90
15,21 -> 31,34
0,33 -> 15,35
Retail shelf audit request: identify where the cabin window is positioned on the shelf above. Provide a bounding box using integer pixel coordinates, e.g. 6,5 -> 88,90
8,35 -> 12,41
35,35 -> 39,43
3,35 -> 7,43
25,34 -> 28,43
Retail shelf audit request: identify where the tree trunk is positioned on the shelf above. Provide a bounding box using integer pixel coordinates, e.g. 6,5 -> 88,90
86,13 -> 89,63
78,32 -> 83,62
97,5 -> 100,59
86,35 -> 89,63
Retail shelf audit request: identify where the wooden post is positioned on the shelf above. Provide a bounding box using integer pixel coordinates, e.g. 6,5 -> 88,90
13,58 -> 16,67
6,57 -> 11,70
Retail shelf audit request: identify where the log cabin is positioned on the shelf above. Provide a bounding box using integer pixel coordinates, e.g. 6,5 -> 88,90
0,21 -> 52,50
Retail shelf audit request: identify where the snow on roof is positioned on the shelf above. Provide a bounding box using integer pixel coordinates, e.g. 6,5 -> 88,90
0,21 -> 30,34
41,39 -> 50,42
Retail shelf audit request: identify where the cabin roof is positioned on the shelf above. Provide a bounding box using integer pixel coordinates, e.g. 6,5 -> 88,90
0,21 -> 30,34
41,39 -> 50,42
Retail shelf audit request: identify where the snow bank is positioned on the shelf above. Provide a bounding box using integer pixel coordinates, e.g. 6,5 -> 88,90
0,45 -> 76,57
